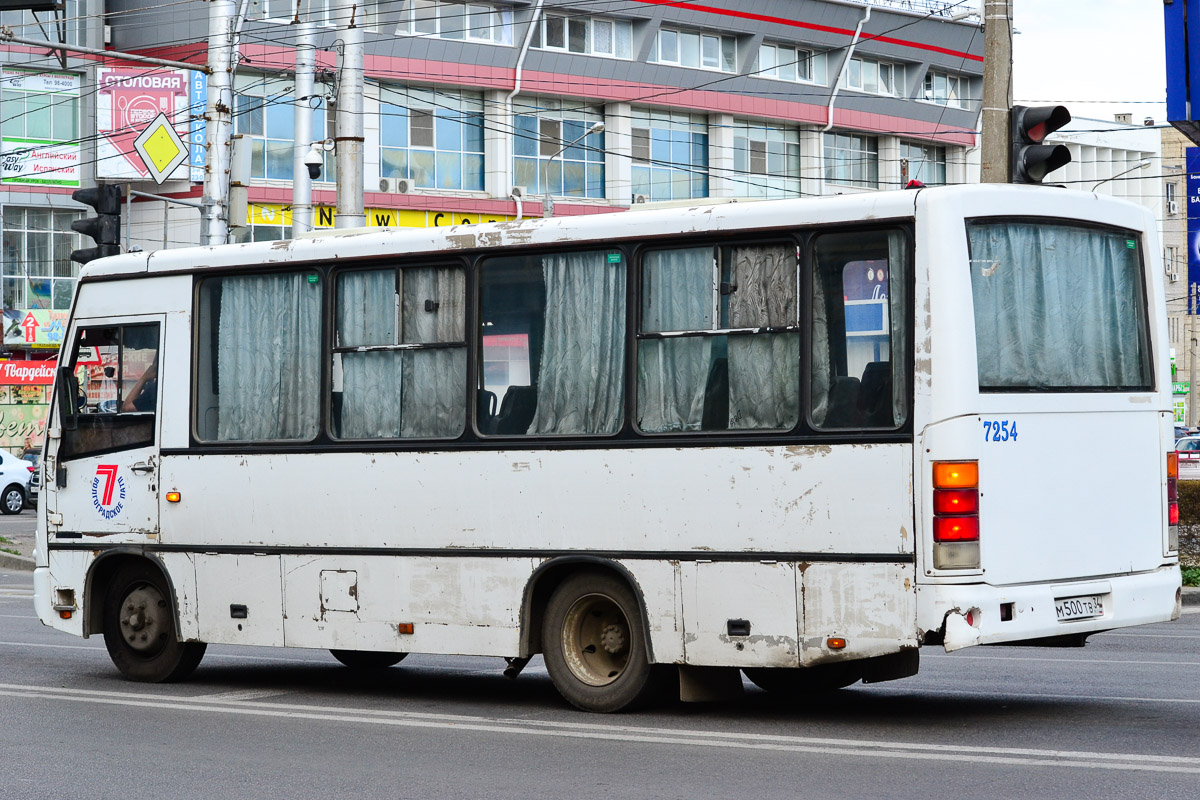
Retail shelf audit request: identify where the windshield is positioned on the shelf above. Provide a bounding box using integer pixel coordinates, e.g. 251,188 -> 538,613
966,220 -> 1152,392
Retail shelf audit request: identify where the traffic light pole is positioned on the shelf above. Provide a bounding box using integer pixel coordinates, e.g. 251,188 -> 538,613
980,0 -> 1012,183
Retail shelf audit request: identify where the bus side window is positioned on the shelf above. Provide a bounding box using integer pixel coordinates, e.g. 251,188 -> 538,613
479,250 -> 626,437
58,323 -> 159,461
810,229 -> 908,430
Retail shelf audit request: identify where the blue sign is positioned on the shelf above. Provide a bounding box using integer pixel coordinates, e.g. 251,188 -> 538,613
1189,147 -> 1200,312
189,71 -> 207,183
1167,0 -> 1200,143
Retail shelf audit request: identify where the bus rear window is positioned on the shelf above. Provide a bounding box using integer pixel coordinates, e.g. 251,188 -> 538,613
966,221 -> 1152,392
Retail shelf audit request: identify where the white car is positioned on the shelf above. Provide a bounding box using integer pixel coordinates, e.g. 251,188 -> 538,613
0,449 -> 32,514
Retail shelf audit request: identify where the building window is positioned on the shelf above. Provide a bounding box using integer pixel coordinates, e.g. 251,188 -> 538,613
1167,181 -> 1178,207
379,86 -> 485,191
757,43 -> 827,84
0,0 -> 82,45
900,141 -> 946,186
846,57 -> 905,97
1,207 -> 82,312
513,98 -> 605,198
234,77 -> 335,182
530,13 -> 631,58
650,28 -> 736,72
395,1 -> 514,44
631,110 -> 709,202
732,120 -> 801,199
923,70 -> 967,109
823,132 -> 879,189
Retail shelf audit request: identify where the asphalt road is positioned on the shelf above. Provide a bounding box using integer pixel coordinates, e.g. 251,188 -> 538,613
1,564 -> 1199,800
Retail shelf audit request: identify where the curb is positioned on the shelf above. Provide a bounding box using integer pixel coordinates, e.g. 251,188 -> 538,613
1184,587 -> 1200,607
0,552 -> 34,572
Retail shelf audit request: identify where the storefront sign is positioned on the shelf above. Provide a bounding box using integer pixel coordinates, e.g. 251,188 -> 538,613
1188,147 -> 1200,311
0,69 -> 81,188
97,67 -> 192,181
249,204 -> 516,229
0,361 -> 55,385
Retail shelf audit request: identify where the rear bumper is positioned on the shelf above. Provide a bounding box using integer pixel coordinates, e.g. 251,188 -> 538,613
916,565 -> 1181,651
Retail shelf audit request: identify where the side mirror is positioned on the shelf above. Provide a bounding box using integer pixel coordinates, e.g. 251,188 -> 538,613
56,366 -> 79,431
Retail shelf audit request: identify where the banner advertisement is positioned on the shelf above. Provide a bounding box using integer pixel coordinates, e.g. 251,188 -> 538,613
0,361 -> 55,386
1187,147 -> 1200,312
0,69 -> 81,188
96,67 -> 193,181
2,309 -> 69,350
0,398 -> 49,454
248,204 -> 516,229
189,71 -> 207,182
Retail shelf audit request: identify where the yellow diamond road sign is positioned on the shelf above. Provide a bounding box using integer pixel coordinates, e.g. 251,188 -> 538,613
133,112 -> 188,184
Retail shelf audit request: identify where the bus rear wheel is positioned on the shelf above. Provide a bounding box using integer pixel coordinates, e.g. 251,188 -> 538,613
542,571 -> 660,712
329,650 -> 407,669
743,664 -> 861,697
102,562 -> 206,682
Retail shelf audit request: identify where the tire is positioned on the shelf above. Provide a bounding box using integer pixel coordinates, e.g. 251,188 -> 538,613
743,663 -> 862,698
102,562 -> 206,682
542,570 -> 662,713
330,650 -> 407,669
1,484 -> 24,515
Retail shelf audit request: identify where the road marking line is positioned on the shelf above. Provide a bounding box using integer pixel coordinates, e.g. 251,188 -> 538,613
925,653 -> 1200,667
189,688 -> 294,702
0,682 -> 1196,774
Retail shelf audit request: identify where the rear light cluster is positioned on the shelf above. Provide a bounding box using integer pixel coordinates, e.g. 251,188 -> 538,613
932,460 -> 980,570
1168,452 -> 1179,551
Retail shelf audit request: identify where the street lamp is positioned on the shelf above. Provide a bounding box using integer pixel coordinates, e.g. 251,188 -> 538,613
1091,159 -> 1151,191
542,121 -> 605,219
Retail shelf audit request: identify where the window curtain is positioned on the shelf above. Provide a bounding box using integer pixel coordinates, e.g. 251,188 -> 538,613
530,253 -> 625,434
216,273 -> 321,440
727,244 -> 799,429
337,268 -> 465,439
399,267 -> 466,437
637,247 -> 712,432
968,223 -> 1149,388
809,255 -> 832,425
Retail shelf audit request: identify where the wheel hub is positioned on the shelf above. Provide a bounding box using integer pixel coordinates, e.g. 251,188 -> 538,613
600,623 -> 626,655
561,593 -> 631,687
120,586 -> 167,654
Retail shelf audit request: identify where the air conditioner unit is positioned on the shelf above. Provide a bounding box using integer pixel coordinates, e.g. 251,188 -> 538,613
395,178 -> 413,195
633,194 -> 649,204
1169,200 -> 1180,215
511,185 -> 526,199
378,178 -> 393,193
1170,272 -> 1181,283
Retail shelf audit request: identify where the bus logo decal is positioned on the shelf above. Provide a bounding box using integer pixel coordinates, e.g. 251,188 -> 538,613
92,464 -> 126,520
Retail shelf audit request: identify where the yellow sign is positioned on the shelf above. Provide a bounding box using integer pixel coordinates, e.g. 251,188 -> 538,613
248,204 -> 515,229
133,112 -> 188,184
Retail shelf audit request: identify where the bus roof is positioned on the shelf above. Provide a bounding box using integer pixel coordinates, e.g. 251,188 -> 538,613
81,184 -> 1152,280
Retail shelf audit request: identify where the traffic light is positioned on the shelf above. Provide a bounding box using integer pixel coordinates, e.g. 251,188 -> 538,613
1010,105 -> 1072,184
70,185 -> 123,265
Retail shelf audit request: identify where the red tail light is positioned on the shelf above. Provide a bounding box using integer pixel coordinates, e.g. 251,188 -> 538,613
1168,452 -> 1179,544
25,466 -> 34,474
932,460 -> 981,568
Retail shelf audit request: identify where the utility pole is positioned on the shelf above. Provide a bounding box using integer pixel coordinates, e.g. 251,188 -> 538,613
979,0 -> 1012,183
334,0 -> 365,229
202,0 -> 237,245
292,0 -> 316,234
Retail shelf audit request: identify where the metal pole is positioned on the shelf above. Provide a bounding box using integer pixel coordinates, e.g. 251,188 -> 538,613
979,0 -> 1012,183
334,0 -> 365,229
1190,325 -> 1198,428
0,30 -> 209,73
125,185 -> 132,252
202,0 -> 237,245
292,0 -> 315,234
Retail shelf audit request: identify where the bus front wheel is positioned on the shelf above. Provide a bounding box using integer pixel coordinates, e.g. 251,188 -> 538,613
542,571 -> 660,712
329,650 -> 407,669
102,562 -> 206,682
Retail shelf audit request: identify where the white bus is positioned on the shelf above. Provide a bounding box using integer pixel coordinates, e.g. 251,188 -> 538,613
33,184 -> 1181,712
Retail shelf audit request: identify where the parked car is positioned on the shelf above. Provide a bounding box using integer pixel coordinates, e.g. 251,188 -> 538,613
25,456 -> 39,508
0,450 -> 32,514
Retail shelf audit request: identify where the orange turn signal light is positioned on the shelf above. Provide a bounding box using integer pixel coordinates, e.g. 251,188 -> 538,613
397,623 -> 414,635
1168,452 -> 1179,479
58,610 -> 72,619
826,637 -> 847,650
933,461 -> 978,489
165,492 -> 181,503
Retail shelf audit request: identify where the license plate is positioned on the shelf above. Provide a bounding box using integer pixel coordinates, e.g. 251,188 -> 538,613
1054,594 -> 1105,621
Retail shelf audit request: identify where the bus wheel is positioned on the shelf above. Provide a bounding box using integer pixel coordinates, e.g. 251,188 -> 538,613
1,484 -> 24,514
102,562 -> 206,682
542,571 -> 658,712
329,650 -> 407,669
743,664 -> 861,697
